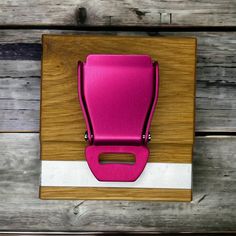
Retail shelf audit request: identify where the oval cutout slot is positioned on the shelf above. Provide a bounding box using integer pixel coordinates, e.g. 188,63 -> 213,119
99,153 -> 135,164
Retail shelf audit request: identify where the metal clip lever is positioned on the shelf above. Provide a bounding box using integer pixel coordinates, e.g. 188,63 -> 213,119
78,54 -> 159,182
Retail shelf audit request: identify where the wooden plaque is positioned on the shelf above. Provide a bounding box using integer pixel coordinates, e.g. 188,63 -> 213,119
40,35 -> 196,201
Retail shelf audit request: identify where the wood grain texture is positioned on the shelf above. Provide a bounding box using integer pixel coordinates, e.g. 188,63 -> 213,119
0,31 -> 236,133
41,35 -> 196,144
0,0 -> 236,26
40,35 -> 195,201
41,141 -> 193,163
0,0 -> 234,232
0,60 -> 40,131
0,133 -> 235,232
40,187 -> 191,201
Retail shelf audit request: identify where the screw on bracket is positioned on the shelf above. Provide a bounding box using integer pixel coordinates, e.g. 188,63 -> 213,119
142,132 -> 152,143
84,131 -> 88,141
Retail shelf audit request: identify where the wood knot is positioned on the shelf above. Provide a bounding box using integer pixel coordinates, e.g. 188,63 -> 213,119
130,8 -> 147,20
76,7 -> 87,24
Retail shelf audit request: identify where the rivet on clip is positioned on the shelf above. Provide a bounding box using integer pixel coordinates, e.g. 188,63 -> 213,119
78,54 -> 159,182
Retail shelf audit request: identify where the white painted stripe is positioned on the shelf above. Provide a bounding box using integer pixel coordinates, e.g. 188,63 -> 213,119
41,161 -> 192,189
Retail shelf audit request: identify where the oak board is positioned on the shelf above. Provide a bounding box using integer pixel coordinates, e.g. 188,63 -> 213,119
40,35 -> 196,201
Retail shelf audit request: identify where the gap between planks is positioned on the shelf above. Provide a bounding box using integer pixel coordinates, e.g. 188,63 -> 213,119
0,25 -> 236,32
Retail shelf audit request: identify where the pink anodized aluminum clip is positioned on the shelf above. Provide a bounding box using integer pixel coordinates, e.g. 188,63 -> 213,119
78,54 -> 159,182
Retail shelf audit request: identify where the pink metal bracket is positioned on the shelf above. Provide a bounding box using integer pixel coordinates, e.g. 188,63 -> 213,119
78,54 -> 159,182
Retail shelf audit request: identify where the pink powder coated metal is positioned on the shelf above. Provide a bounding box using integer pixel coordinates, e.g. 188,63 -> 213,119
78,54 -> 159,182
86,145 -> 149,182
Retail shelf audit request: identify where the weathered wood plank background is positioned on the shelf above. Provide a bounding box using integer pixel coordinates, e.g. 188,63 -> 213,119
1,31 -> 236,132
0,134 -> 235,232
0,0 -> 236,26
0,0 -> 236,233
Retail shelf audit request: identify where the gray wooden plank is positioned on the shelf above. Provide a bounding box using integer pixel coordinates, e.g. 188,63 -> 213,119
0,0 -> 236,26
0,31 -> 236,132
0,44 -> 41,60
0,133 -> 235,232
0,61 -> 40,131
195,32 -> 236,132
